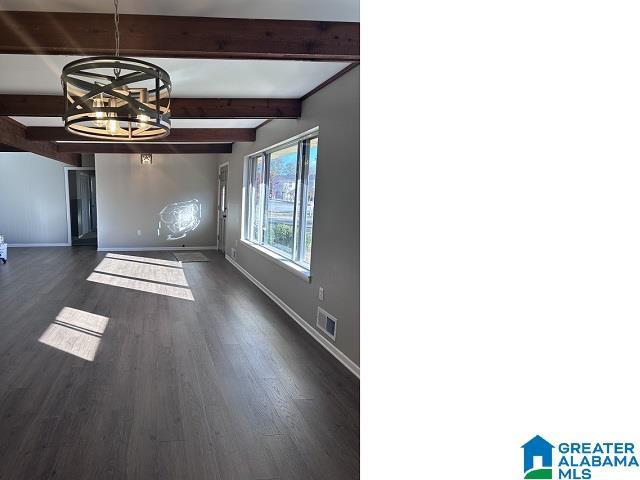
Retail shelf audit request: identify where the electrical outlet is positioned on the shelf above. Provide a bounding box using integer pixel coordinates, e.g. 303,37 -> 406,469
318,287 -> 324,301
136,229 -> 142,236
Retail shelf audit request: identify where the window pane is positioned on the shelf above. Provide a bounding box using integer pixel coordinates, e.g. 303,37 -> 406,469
250,156 -> 265,242
265,144 -> 298,256
302,138 -> 318,266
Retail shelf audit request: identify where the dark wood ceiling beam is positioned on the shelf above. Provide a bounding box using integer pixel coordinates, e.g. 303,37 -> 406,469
26,127 -> 256,143
170,98 -> 301,119
56,143 -> 233,154
0,143 -> 23,152
0,95 -> 302,119
0,95 -> 64,117
0,117 -> 79,165
0,11 -> 359,61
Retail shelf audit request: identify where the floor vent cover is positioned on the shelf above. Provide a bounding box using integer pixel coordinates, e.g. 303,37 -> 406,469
316,307 -> 337,341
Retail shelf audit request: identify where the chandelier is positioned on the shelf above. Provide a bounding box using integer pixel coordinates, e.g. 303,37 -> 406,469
60,0 -> 171,141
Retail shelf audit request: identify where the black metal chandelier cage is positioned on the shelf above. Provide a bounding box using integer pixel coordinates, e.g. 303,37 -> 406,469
61,56 -> 171,141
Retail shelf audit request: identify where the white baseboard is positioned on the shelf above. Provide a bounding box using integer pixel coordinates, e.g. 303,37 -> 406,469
8,243 -> 70,247
225,254 -> 360,378
98,245 -> 218,252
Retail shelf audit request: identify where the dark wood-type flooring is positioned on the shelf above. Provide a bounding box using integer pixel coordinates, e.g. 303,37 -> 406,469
0,247 -> 359,479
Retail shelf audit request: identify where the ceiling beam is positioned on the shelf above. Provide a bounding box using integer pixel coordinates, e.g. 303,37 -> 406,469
0,95 -> 302,119
56,143 -> 233,154
26,127 -> 256,143
0,117 -> 79,165
0,143 -> 23,152
171,98 -> 301,119
0,11 -> 359,61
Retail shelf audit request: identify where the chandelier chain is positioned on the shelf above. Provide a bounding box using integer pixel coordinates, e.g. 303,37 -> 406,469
113,0 -> 120,77
114,0 -> 120,57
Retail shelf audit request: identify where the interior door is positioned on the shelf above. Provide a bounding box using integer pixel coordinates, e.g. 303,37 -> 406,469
218,165 -> 229,253
76,172 -> 91,237
89,174 -> 97,231
68,169 -> 98,246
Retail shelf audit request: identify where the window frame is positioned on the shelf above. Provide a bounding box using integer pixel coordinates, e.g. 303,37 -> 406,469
242,128 -> 319,278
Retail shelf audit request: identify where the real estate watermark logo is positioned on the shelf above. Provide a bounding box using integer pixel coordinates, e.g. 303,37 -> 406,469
521,435 -> 640,479
522,435 -> 554,479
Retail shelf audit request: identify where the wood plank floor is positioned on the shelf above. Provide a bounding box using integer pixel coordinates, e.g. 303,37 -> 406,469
0,247 -> 359,480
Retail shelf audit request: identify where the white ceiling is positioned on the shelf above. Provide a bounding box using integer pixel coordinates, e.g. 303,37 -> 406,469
12,116 -> 265,128
0,0 -> 359,22
0,55 -> 348,98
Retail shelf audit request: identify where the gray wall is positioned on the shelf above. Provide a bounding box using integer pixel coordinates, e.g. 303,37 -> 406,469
0,152 -> 68,245
219,66 -> 360,366
95,153 -> 218,249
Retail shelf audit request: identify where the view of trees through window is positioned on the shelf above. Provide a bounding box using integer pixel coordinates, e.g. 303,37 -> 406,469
265,144 -> 298,255
245,130 -> 318,269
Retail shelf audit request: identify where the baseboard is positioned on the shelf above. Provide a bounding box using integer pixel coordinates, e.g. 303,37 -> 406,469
8,243 -> 70,247
225,254 -> 360,378
98,245 -> 218,252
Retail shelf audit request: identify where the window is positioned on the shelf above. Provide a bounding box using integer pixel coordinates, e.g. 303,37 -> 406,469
244,129 -> 319,272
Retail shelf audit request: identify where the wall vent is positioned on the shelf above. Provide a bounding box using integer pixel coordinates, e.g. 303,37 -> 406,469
316,307 -> 337,341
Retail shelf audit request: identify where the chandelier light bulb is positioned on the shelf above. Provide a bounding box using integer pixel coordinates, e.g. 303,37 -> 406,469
106,98 -> 119,134
106,117 -> 119,135
136,114 -> 151,130
92,96 -> 106,127
134,88 -> 152,131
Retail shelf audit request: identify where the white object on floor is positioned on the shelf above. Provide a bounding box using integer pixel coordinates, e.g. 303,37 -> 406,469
173,251 -> 210,262
0,243 -> 7,263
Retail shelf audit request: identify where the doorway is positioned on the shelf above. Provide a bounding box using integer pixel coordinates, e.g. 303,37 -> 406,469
65,168 -> 98,246
217,163 -> 229,254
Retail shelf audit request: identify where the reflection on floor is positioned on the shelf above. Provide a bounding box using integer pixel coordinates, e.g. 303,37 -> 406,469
89,254 -> 194,300
38,307 -> 109,361
72,231 -> 97,246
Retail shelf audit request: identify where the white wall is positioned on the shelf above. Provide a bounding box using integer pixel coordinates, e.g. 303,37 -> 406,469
0,152 -> 68,245
95,153 -> 218,250
219,66 -> 360,367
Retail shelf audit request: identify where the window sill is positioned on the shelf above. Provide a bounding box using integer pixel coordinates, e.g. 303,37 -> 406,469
240,239 -> 311,282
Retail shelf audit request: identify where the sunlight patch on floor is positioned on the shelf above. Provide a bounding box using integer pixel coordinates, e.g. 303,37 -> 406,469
87,272 -> 195,301
106,252 -> 182,268
95,257 -> 189,286
38,307 -> 109,361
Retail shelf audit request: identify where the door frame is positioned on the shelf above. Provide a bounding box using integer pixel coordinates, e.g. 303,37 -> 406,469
64,166 -> 97,246
217,162 -> 229,252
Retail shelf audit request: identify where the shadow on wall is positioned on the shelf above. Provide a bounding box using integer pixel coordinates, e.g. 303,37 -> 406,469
157,199 -> 201,240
